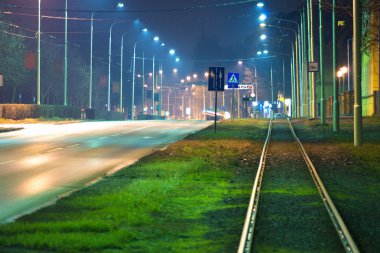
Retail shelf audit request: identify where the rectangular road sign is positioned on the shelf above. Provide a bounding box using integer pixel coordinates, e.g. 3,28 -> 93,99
208,67 -> 225,91
224,84 -> 253,90
227,72 -> 239,88
308,62 -> 320,72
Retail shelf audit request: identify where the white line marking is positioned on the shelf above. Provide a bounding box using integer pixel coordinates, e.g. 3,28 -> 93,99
47,148 -> 63,153
0,160 -> 15,166
111,133 -> 120,137
144,136 -> 152,139
122,124 -> 156,135
99,137 -> 108,140
67,144 -> 80,148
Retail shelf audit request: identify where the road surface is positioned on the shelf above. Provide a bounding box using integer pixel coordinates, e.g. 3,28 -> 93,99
0,120 -> 211,223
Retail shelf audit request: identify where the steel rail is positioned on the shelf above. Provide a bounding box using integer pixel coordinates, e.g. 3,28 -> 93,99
237,120 -> 273,253
287,119 -> 360,253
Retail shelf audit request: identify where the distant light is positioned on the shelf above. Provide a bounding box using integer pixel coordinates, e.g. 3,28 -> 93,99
337,70 -> 343,78
340,66 -> 348,74
153,36 -> 159,41
161,42 -> 165,46
181,79 -> 185,83
259,14 -> 267,21
204,72 -> 209,77
263,50 -> 269,54
116,2 -> 125,8
173,68 -> 178,73
159,70 -> 163,74
193,74 -> 198,79
186,76 -> 191,81
260,34 -> 267,40
257,51 -> 262,55
169,49 -> 175,55
175,57 -> 180,62
142,28 -> 148,32
257,2 -> 264,8
260,23 -> 266,27
253,101 -> 258,107
192,84 -> 196,88
149,72 -> 153,77
137,74 -> 141,78
238,60 -> 243,65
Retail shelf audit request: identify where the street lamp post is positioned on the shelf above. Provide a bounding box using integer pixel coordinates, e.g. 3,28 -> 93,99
353,0 -> 362,146
332,0 -> 339,131
307,0 -> 316,117
64,0 -> 68,106
319,0 -> 326,124
107,22 -> 118,112
37,0 -> 41,105
89,12 -> 94,109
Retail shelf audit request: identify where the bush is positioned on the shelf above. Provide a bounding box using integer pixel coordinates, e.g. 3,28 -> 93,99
0,104 -> 81,120
95,110 -> 125,121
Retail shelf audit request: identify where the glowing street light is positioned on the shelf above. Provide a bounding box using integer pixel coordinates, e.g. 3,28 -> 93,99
173,68 -> 178,73
260,23 -> 266,27
142,28 -> 148,32
340,66 -> 348,74
238,60 -> 243,65
169,49 -> 175,55
193,74 -> 198,79
186,76 -> 191,81
175,57 -> 180,62
204,72 -> 209,77
259,14 -> 267,21
257,2 -> 264,8
257,51 -> 262,55
260,34 -> 267,40
263,50 -> 269,54
116,2 -> 125,8
154,36 -> 159,41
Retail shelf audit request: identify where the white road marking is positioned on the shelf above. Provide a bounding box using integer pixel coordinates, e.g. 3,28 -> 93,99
98,137 -> 108,140
144,136 -> 152,139
47,148 -> 63,153
122,124 -> 156,134
66,144 -> 80,148
111,133 -> 120,137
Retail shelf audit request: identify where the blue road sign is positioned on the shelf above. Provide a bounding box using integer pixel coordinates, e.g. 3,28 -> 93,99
208,67 -> 225,91
227,72 -> 239,88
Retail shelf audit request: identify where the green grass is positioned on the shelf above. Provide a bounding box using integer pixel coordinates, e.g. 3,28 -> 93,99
0,119 -> 268,253
292,116 -> 380,252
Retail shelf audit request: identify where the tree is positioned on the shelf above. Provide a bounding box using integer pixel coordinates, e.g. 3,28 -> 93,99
0,16 -> 26,102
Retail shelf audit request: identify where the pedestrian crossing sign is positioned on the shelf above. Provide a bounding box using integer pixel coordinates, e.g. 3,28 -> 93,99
227,73 -> 239,88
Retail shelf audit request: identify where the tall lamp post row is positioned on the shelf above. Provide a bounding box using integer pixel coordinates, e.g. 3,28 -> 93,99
257,1 -> 362,146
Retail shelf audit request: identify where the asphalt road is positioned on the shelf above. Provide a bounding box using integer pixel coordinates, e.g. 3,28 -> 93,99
0,120 -> 211,223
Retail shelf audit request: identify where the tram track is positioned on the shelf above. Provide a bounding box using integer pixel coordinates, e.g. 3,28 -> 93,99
238,119 -> 359,253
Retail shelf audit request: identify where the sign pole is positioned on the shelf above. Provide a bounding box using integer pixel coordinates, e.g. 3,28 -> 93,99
231,87 -> 235,121
215,89 -> 217,134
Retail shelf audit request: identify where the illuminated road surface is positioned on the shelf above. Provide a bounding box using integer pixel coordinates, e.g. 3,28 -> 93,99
0,120 -> 211,223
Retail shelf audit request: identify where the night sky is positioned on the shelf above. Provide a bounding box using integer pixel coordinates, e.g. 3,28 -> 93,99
1,0 -> 302,73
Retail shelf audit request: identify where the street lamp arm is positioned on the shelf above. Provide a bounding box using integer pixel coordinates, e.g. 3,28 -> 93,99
270,17 -> 300,31
265,24 -> 298,37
